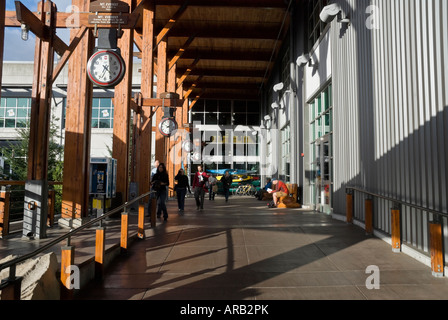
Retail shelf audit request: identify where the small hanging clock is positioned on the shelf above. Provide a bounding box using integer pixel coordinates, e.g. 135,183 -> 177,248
158,117 -> 178,137
87,49 -> 126,88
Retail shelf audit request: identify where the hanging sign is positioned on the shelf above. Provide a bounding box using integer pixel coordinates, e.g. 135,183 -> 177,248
88,14 -> 129,25
90,0 -> 130,13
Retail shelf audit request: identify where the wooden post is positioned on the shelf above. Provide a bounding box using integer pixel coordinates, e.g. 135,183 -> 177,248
0,0 -> 5,101
167,63 -> 177,197
136,1 -> 154,201
0,189 -> 10,237
95,227 -> 106,279
47,189 -> 55,227
61,0 -> 94,222
120,210 -> 129,252
391,207 -> 401,252
112,0 -> 134,206
60,245 -> 75,299
429,222 -> 444,277
155,39 -> 167,163
365,198 -> 373,235
138,203 -> 145,239
346,193 -> 353,223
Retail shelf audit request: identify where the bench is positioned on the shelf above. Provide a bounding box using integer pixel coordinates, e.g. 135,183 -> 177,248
262,183 -> 301,208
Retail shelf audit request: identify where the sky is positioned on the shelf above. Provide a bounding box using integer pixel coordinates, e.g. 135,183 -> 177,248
4,0 -> 74,61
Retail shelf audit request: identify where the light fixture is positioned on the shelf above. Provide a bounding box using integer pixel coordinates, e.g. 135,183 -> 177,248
296,54 -> 310,67
320,3 -> 350,25
271,102 -> 280,109
273,82 -> 284,92
21,23 -> 30,41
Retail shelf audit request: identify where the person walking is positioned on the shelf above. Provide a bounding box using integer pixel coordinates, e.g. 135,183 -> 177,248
174,168 -> 190,213
151,162 -> 169,221
220,170 -> 233,202
208,174 -> 217,200
192,164 -> 208,210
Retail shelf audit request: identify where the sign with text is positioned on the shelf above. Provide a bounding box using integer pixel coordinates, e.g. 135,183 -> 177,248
88,14 -> 129,25
90,0 -> 130,13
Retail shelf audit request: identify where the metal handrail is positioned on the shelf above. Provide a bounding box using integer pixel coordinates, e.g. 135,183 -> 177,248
346,186 -> 448,219
0,190 -> 154,277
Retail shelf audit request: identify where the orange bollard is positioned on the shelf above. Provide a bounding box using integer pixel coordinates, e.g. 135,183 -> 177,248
429,222 -> 444,277
121,211 -> 129,252
95,227 -> 106,279
60,246 -> 75,299
138,203 -> 145,239
391,208 -> 401,252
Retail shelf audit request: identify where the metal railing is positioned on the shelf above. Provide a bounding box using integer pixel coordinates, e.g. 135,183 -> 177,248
0,190 -> 155,299
346,186 -> 447,277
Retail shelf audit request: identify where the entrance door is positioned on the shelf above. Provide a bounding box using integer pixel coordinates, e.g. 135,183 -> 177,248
314,135 -> 332,213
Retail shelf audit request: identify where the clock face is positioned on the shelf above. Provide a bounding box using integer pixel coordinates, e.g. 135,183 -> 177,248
159,117 -> 178,137
87,50 -> 126,87
182,140 -> 194,152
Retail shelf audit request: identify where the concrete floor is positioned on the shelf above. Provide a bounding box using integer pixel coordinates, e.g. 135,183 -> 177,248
71,195 -> 448,301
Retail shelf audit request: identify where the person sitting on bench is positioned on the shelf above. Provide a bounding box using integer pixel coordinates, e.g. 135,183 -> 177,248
268,179 -> 289,207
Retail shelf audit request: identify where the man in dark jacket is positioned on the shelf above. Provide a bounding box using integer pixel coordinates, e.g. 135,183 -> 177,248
220,171 -> 233,202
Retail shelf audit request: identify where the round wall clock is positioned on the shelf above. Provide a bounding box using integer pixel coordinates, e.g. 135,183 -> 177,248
87,49 -> 126,87
158,117 -> 178,137
182,140 -> 194,152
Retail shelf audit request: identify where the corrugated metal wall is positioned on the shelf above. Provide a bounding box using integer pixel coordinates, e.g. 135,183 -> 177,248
330,0 -> 448,256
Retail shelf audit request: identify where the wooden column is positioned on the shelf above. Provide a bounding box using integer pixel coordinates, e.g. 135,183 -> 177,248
365,198 -> 373,235
0,274 -> 22,300
0,0 -> 5,101
138,203 -> 145,239
346,192 -> 353,223
167,64 -> 177,196
429,221 -> 444,277
136,2 -> 155,199
391,207 -> 401,252
0,189 -> 10,237
112,0 -> 135,206
155,39 -> 167,163
61,0 -> 94,222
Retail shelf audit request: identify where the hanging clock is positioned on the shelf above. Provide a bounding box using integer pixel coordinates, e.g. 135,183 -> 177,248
158,117 -> 178,137
87,49 -> 126,88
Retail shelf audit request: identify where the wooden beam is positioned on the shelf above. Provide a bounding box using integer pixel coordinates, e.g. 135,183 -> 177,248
136,1 -> 155,199
167,24 -> 281,40
155,0 -> 288,7
155,38 -> 167,163
0,0 -> 5,101
155,1 -> 188,46
61,0 -> 94,220
176,58 -> 199,87
168,35 -> 195,70
112,0 -> 135,206
139,98 -> 184,107
52,25 -> 88,83
14,1 -> 68,56
176,67 -> 266,78
168,48 -> 273,62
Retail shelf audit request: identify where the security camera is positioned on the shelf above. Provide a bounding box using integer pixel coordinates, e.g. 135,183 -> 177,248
271,102 -> 280,109
296,54 -> 310,67
320,3 -> 342,23
273,82 -> 284,92
264,115 -> 271,121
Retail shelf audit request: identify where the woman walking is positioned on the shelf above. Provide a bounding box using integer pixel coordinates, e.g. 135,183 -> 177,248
192,164 -> 209,210
220,171 -> 233,202
174,168 -> 191,213
151,163 -> 169,221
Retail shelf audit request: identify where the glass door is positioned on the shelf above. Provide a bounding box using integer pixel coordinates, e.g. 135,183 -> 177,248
314,135 -> 332,213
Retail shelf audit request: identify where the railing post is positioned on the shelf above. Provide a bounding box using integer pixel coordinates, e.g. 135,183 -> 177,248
365,198 -> 373,235
60,244 -> 75,299
391,204 -> 401,253
138,203 -> 145,239
0,266 -> 22,300
95,225 -> 106,279
346,188 -> 353,223
429,219 -> 444,277
121,208 -> 129,253
0,187 -> 11,238
47,189 -> 55,227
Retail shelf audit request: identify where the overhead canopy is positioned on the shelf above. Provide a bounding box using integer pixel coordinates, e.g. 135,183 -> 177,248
136,0 -> 293,102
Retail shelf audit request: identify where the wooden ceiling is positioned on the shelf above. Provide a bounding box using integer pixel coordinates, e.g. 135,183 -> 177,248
137,0 -> 293,101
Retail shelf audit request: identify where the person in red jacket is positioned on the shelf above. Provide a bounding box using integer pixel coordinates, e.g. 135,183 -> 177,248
192,164 -> 209,210
268,179 -> 289,207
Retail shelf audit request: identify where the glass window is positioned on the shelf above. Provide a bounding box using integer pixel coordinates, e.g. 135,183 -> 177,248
91,98 -> 114,128
219,100 -> 231,112
0,98 -> 31,128
218,113 -> 231,125
233,113 -> 246,126
204,100 -> 218,112
233,100 -> 246,112
205,112 -> 218,125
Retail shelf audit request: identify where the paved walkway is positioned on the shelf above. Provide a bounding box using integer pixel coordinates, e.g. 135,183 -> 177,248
74,195 -> 448,301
